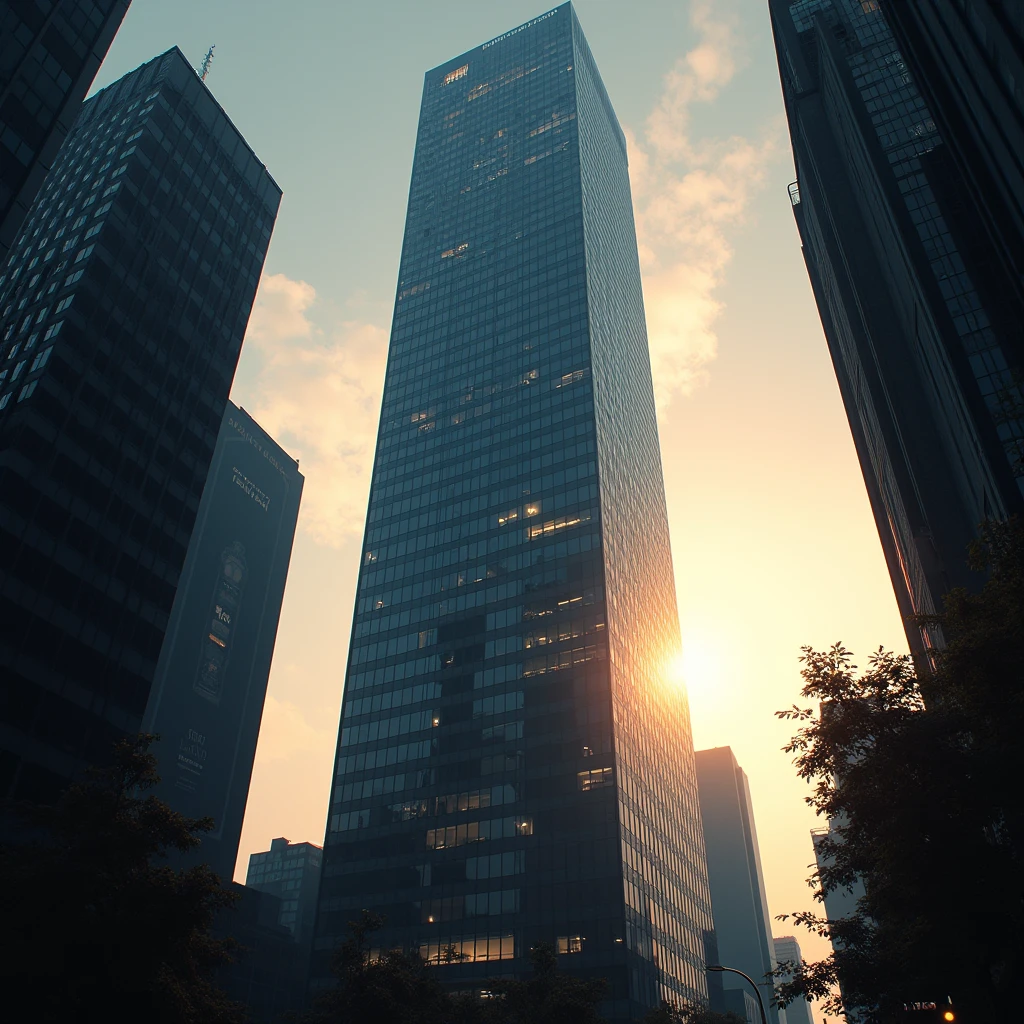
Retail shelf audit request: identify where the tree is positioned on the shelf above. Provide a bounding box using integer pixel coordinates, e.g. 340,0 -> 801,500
0,733 -> 245,1024
303,910 -> 458,1024
774,519 -> 1024,1023
641,1000 -> 745,1024
306,919 -> 608,1024
482,943 -> 607,1024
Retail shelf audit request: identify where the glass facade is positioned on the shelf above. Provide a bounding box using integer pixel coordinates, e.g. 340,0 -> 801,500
771,0 -> 1024,652
247,837 -> 324,950
0,0 -> 131,263
0,47 -> 280,802
314,6 -> 712,1019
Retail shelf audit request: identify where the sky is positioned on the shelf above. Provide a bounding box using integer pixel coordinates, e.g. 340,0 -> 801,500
91,0 -> 909,990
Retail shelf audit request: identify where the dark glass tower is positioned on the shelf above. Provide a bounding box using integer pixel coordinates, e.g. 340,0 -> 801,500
315,6 -> 713,1019
881,0 -> 1024,335
770,0 -> 1024,654
0,0 -> 131,264
143,402 -> 303,880
0,48 -> 280,803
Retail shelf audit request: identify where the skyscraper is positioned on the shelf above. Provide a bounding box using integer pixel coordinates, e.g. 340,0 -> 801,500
0,48 -> 280,803
773,935 -> 814,1024
143,403 -> 302,880
1,0 -> 131,264
881,1 -> 1024,335
695,747 -> 780,1024
314,5 -> 713,1019
769,0 -> 1024,653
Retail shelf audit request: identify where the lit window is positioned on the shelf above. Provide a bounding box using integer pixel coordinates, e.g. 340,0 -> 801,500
443,64 -> 469,86
556,935 -> 583,954
578,767 -> 613,792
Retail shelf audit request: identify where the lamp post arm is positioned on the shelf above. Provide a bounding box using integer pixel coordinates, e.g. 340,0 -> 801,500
705,964 -> 769,1024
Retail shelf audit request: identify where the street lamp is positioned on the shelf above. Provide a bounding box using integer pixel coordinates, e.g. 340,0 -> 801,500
706,964 -> 769,1024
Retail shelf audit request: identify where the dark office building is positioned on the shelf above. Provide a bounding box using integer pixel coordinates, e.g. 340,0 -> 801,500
246,837 -> 323,951
1,0 -> 131,265
695,747 -> 780,1024
143,403 -> 302,880
314,5 -> 713,1019
881,1 -> 1024,335
0,48 -> 280,803
770,0 -> 1024,653
213,883 -> 308,1024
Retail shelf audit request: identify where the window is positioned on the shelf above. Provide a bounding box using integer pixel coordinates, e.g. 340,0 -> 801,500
17,380 -> 37,402
556,935 -> 583,954
54,295 -> 73,314
73,244 -> 94,264
0,393 -> 10,410
30,346 -> 52,372
84,222 -> 102,240
443,64 -> 469,86
11,360 -> 26,381
577,767 -> 613,791
43,321 -> 63,341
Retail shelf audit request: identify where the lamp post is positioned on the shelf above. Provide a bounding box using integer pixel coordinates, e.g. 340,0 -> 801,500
706,964 -> 769,1024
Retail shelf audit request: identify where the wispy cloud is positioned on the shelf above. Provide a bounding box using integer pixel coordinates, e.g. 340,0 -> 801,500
236,272 -> 388,547
254,693 -> 336,763
630,1 -> 781,407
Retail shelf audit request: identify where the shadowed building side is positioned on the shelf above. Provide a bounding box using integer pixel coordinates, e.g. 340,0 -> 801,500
0,48 -> 280,803
769,0 -> 1024,656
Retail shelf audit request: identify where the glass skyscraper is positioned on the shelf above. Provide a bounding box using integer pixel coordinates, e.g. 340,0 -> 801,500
770,0 -> 1024,653
0,47 -> 279,802
315,6 -> 713,1019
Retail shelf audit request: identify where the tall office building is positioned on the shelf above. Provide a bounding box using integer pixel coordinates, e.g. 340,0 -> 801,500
143,403 -> 302,880
1,0 -> 131,264
315,6 -> 713,1019
773,936 -> 814,1024
695,747 -> 780,1024
0,48 -> 280,803
247,837 -> 323,950
770,0 -> 1024,654
881,1 -> 1024,335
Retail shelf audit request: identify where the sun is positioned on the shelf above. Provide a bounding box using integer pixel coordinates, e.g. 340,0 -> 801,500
668,633 -> 722,696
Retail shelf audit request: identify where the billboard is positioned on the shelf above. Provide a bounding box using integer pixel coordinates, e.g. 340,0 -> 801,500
144,402 -> 303,879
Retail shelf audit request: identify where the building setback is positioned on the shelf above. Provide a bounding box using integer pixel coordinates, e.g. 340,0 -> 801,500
773,935 -> 814,1024
769,0 -> 1024,654
695,747 -> 780,1024
0,47 -> 279,803
143,403 -> 302,880
314,5 -> 713,1019
1,0 -> 131,264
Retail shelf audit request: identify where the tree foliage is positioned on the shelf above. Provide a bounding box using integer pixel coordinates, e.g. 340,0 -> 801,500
775,519 -> 1024,1023
641,1000 -> 745,1024
0,734 -> 244,1024
306,913 -> 608,1024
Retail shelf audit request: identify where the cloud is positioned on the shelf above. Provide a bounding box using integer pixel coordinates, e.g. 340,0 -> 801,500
630,1 -> 782,406
255,693 -> 335,763
237,272 -> 388,547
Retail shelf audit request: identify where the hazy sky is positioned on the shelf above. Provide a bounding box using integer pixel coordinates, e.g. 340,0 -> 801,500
92,0 -> 908,987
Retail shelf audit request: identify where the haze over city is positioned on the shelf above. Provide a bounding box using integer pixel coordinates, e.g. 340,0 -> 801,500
8,0 -> 1017,1020
87,1 -> 907,969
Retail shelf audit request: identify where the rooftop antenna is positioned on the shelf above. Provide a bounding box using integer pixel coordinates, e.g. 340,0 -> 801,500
199,44 -> 215,82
